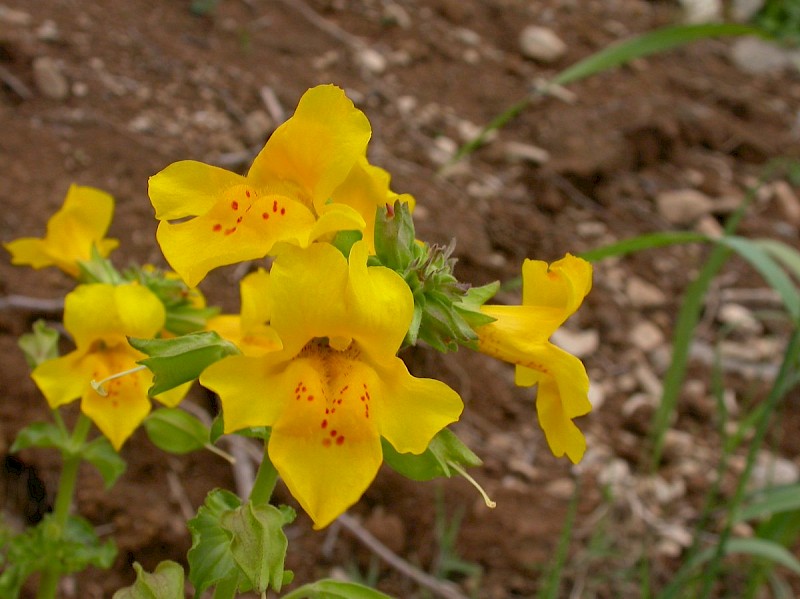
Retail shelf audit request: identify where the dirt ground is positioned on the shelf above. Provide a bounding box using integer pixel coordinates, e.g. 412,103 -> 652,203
1,0 -> 800,597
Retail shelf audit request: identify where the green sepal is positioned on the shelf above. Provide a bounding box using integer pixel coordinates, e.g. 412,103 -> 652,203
281,579 -> 395,599
144,408 -> 209,455
331,229 -> 363,258
374,201 -> 420,271
128,331 -> 240,396
18,320 -> 60,369
81,436 -> 127,489
209,413 -> 225,445
77,245 -> 124,285
187,489 -> 244,596
219,502 -> 295,594
112,561 -> 185,599
10,422 -> 69,453
381,429 -> 482,481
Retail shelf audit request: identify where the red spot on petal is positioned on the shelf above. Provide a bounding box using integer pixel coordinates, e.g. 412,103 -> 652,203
322,438 -> 331,447
262,212 -> 269,220
245,190 -> 251,198
236,216 -> 243,224
321,420 -> 328,428
336,435 -> 345,445
225,227 -> 237,235
280,207 -> 286,215
213,223 -> 222,232
231,201 -> 239,210
307,395 -> 314,401
272,200 -> 278,212
330,430 -> 337,437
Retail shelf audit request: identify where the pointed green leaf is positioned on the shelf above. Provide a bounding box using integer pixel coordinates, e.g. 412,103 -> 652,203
688,537 -> 800,576
220,502 -> 295,593
737,484 -> 800,522
209,413 -> 225,445
18,320 -> 61,369
10,422 -> 69,453
128,331 -> 240,396
112,561 -> 185,599
382,428 -> 482,481
187,489 -> 243,596
144,408 -> 209,454
281,579 -> 395,599
81,436 -> 127,489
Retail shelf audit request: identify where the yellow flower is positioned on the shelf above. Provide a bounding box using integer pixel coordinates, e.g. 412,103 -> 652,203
477,254 -> 593,463
201,242 -> 463,528
206,268 -> 282,356
149,84 -> 372,287
4,184 -> 119,277
31,283 -> 188,450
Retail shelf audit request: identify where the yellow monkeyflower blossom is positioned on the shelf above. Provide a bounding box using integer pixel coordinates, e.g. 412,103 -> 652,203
149,84 -> 373,287
32,283 -> 188,450
4,184 -> 118,277
206,268 -> 282,356
477,254 -> 593,463
201,242 -> 463,528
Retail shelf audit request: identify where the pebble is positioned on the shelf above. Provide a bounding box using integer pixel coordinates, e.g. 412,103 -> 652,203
427,135 -> 458,165
750,451 -> 800,490
680,0 -> 722,23
630,321 -> 665,352
656,188 -> 714,226
717,303 -> 763,335
662,429 -> 694,461
626,276 -> 667,308
770,181 -> 800,227
544,478 -> 576,499
731,0 -> 765,22
382,2 -> 411,29
0,5 -> 31,25
36,19 -> 60,42
504,141 -> 550,165
243,109 -> 272,144
551,327 -> 599,358
518,26 -> 567,63
355,47 -> 387,75
730,37 -> 797,75
32,56 -> 69,100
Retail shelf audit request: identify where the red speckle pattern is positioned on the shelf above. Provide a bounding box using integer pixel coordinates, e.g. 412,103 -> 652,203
209,187 -> 289,235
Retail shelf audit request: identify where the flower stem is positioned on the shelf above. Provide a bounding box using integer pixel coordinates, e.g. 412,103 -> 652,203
36,413 -> 92,599
248,445 -> 278,506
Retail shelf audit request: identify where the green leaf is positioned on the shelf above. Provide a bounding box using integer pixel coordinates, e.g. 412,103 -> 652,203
281,579 -> 395,599
17,320 -> 61,369
128,331 -> 240,396
112,561 -> 185,599
81,436 -> 127,489
688,537 -> 800,576
718,236 -> 800,322
220,502 -> 295,594
756,238 -> 800,282
737,484 -> 800,522
579,231 -> 709,262
209,413 -> 225,445
382,429 -> 482,481
187,489 -> 243,596
10,422 -> 69,453
144,408 -> 209,454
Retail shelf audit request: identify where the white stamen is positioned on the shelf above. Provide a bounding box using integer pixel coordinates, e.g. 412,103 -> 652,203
448,461 -> 496,508
90,365 -> 148,397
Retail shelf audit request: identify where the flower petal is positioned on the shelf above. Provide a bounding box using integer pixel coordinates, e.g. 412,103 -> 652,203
514,344 -> 591,419
200,355 -> 286,433
346,241 -> 414,364
268,357 -> 383,529
148,160 -> 248,220
64,284 -> 165,347
535,377 -> 587,464
32,351 -> 95,409
522,254 -> 592,320
377,359 -> 463,454
156,194 -> 316,287
80,350 -> 153,450
247,85 -> 371,210
479,304 -> 567,360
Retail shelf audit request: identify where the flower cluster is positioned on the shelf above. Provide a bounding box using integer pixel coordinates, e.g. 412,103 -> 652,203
5,84 -> 594,530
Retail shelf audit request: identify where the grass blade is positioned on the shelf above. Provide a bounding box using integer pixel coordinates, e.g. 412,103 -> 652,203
579,231 -> 708,262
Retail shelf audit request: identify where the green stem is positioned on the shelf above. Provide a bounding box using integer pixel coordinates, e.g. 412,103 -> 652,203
36,413 -> 92,599
248,445 -> 278,506
698,329 -> 800,598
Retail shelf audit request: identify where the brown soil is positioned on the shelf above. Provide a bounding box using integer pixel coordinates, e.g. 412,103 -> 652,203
2,1 -> 799,598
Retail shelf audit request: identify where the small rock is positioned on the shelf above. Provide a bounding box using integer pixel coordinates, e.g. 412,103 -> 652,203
504,141 -> 550,165
771,181 -> 800,227
355,47 -> 387,75
427,135 -> 457,165
588,382 -> 605,410
243,109 -> 272,144
662,429 -> 694,461
0,6 -> 31,25
694,214 -> 724,238
750,451 -> 799,490
598,458 -> 631,490
630,321 -> 664,352
718,303 -> 763,335
36,19 -> 60,42
519,26 -> 567,63
656,189 -> 714,226
545,478 -> 576,500
551,328 -> 599,358
382,2 -> 411,29
731,0 -> 765,22
731,37 -> 793,75
32,56 -> 69,100
680,0 -> 722,23
71,81 -> 89,97
626,277 -> 667,308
